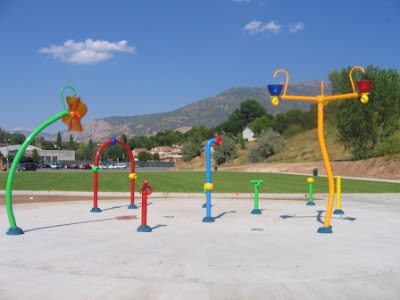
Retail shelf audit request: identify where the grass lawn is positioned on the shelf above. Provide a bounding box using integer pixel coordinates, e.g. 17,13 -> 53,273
1,171 -> 399,193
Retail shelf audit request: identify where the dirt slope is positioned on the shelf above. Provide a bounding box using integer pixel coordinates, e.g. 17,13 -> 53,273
219,157 -> 400,181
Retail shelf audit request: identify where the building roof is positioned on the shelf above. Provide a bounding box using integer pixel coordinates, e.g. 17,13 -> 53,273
132,148 -> 148,153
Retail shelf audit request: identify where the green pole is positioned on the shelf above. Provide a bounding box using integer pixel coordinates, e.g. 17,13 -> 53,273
6,85 -> 76,235
5,110 -> 69,234
306,177 -> 315,206
250,180 -> 264,214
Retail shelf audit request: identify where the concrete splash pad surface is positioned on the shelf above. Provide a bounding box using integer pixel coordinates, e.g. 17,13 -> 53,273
1,193 -> 400,299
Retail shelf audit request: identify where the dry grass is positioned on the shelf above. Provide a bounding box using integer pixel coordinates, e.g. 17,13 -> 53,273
178,125 -> 351,170
266,125 -> 351,163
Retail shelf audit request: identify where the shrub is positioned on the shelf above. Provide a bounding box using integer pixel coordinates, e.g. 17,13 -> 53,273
213,136 -> 238,165
182,141 -> 200,162
248,129 -> 287,163
373,135 -> 400,157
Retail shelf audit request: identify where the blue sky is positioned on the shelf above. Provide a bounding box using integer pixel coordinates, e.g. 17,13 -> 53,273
1,0 -> 399,134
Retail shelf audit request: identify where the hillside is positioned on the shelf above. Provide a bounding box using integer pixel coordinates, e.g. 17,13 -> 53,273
177,126 -> 350,170
176,127 -> 400,181
59,81 -> 329,142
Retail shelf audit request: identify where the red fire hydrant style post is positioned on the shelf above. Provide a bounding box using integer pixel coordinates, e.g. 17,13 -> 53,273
137,180 -> 153,232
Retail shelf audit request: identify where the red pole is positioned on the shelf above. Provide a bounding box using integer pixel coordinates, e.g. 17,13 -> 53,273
137,180 -> 152,232
91,140 -> 112,212
117,140 -> 136,207
141,189 -> 147,226
93,172 -> 99,208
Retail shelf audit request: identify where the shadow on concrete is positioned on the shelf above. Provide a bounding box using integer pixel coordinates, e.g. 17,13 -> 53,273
101,204 -> 129,211
280,210 -> 357,224
214,210 -> 237,220
24,218 -> 115,233
100,201 -> 153,211
151,224 -> 168,230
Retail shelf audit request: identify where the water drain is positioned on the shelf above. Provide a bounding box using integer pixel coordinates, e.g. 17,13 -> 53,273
249,227 -> 264,231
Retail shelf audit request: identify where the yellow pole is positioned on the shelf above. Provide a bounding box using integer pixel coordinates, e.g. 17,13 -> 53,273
316,99 -> 335,233
336,176 -> 341,210
334,176 -> 344,214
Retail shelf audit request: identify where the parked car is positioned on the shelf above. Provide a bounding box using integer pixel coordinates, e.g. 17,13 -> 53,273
68,163 -> 79,169
40,163 -> 51,169
50,162 -> 63,169
115,163 -> 128,169
80,163 -> 92,169
18,162 -> 37,171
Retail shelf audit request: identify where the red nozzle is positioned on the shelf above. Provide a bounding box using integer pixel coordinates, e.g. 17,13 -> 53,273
356,80 -> 373,93
214,135 -> 223,145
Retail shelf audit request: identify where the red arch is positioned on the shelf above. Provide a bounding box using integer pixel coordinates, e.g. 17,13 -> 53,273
92,138 -> 136,211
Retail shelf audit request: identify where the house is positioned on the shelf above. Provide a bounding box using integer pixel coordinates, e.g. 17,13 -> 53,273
149,145 -> 183,161
132,148 -> 148,161
242,127 -> 256,141
150,146 -> 173,161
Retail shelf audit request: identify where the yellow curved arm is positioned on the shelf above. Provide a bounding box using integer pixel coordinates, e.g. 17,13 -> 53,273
273,69 -> 290,96
349,66 -> 365,93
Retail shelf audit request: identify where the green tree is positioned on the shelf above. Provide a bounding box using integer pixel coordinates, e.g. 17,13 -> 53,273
184,126 -> 214,144
56,132 -> 62,149
182,141 -> 200,162
213,136 -> 237,165
215,119 -> 243,135
87,139 -> 96,159
152,153 -> 160,161
69,135 -> 75,150
138,151 -> 151,161
120,134 -> 127,144
31,149 -> 39,164
221,99 -> 267,135
8,133 -> 25,144
102,144 -> 125,161
229,99 -> 267,125
329,65 -> 400,159
251,115 -> 274,135
248,129 -> 287,163
42,140 -> 55,150
153,130 -> 184,146
271,109 -> 310,136
75,143 -> 86,160
127,136 -> 154,150
0,127 -> 6,142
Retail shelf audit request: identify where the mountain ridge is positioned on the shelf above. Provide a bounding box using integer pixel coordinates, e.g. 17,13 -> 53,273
50,81 -> 331,142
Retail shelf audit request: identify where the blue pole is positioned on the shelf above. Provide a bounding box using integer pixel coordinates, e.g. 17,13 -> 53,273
203,138 -> 216,222
202,136 -> 222,222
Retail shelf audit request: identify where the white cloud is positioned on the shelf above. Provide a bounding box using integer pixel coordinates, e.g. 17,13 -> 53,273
289,22 -> 305,33
243,20 -> 281,35
39,39 -> 135,64
263,21 -> 281,34
243,20 -> 263,34
243,20 -> 305,36
234,0 -> 251,2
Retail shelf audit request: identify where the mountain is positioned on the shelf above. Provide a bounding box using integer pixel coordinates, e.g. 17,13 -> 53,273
60,81 -> 331,142
10,128 -> 54,140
